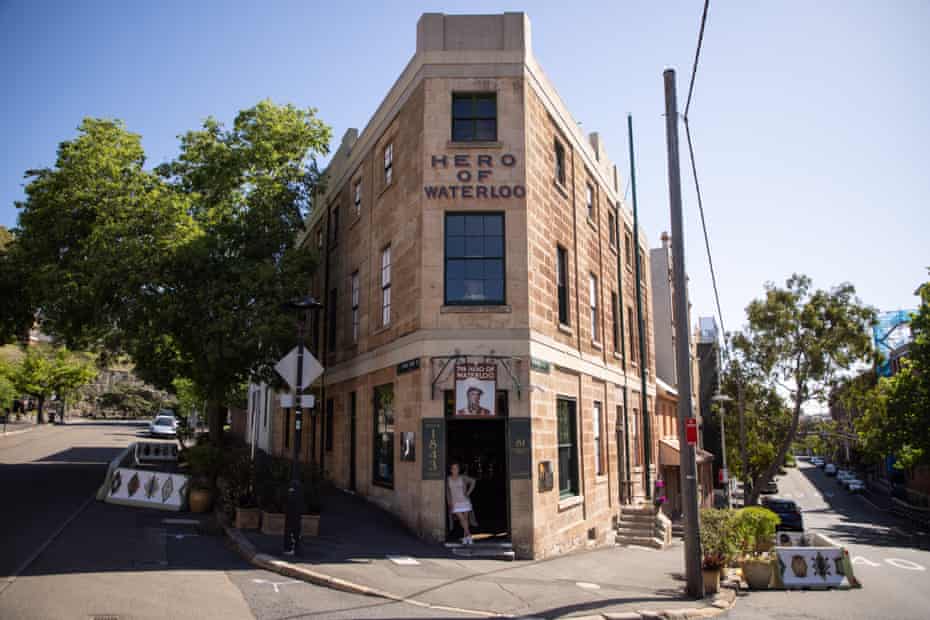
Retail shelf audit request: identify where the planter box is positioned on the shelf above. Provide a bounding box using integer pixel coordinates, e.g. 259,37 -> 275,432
703,568 -> 720,595
235,507 -> 261,530
261,511 -> 286,536
301,514 -> 320,537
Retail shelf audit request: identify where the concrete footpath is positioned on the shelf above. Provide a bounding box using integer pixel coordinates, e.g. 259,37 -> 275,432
226,489 -> 737,619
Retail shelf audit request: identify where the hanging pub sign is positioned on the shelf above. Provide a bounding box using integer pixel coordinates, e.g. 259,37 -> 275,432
424,153 -> 526,200
454,362 -> 497,417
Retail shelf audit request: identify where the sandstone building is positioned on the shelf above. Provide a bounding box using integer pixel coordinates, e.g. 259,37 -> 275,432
247,12 -> 690,559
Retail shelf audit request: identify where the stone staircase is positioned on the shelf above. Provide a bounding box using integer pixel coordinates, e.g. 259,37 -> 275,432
615,504 -> 671,549
445,540 -> 515,560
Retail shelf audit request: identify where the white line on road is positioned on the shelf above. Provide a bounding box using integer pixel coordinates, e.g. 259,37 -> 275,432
0,493 -> 95,597
251,578 -> 301,593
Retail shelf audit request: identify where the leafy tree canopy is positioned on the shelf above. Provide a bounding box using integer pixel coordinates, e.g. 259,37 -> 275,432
10,101 -> 331,442
10,347 -> 97,423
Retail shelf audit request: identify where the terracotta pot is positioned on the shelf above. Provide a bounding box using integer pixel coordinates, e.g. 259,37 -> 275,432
742,558 -> 773,589
261,511 -> 286,536
235,507 -> 261,530
703,568 -> 720,595
188,488 -> 214,513
301,514 -> 320,537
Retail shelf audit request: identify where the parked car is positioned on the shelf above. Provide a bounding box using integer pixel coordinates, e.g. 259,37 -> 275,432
761,479 -> 779,494
149,415 -> 178,437
762,497 -> 804,532
847,479 -> 865,493
824,463 -> 837,476
837,470 -> 854,483
812,457 -> 825,467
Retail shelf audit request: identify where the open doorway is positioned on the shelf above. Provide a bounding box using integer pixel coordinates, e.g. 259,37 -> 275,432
444,391 -> 510,543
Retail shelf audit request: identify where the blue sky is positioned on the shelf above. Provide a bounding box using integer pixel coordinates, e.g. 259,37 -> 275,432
2,1 -> 928,334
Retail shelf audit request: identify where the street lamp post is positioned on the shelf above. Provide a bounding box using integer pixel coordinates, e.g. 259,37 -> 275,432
282,295 -> 323,556
711,393 -> 732,508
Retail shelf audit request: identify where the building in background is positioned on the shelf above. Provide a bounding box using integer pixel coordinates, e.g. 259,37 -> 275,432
247,12 -> 680,559
696,316 -> 724,487
649,233 -> 713,515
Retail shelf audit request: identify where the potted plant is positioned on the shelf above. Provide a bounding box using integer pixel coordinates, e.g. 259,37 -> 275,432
257,456 -> 291,535
733,506 -> 781,589
300,463 -> 323,536
699,508 -> 737,595
220,448 -> 261,529
184,444 -> 224,513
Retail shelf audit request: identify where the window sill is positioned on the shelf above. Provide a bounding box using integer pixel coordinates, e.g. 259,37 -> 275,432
558,494 -> 584,511
558,323 -> 573,335
596,474 -> 609,485
441,305 -> 511,314
378,180 -> 393,199
586,217 -> 598,231
553,179 -> 569,200
612,352 -> 623,361
371,324 -> 391,336
591,341 -> 603,351
446,140 -> 503,150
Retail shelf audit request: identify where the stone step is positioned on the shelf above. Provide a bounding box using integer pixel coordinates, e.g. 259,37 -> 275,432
615,534 -> 664,548
619,514 -> 656,525
616,527 -> 655,538
622,505 -> 657,514
451,546 -> 516,560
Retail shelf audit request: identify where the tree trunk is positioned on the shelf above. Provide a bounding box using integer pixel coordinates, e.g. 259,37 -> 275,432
36,396 -> 45,424
748,396 -> 803,506
207,399 -> 225,445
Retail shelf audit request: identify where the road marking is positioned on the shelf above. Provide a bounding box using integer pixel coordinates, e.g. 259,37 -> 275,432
852,556 -> 881,567
0,493 -> 95,597
387,555 -> 420,565
252,578 -> 301,593
885,558 -> 925,571
576,582 -> 601,590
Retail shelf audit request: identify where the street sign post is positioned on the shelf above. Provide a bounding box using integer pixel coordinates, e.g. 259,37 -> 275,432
686,418 -> 698,446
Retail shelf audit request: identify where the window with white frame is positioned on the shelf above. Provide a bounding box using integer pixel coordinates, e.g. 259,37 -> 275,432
383,144 -> 393,186
381,246 -> 391,326
589,273 -> 599,342
586,183 -> 595,221
351,271 -> 360,343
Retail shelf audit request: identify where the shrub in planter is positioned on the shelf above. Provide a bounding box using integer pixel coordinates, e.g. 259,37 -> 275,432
733,507 -> 781,589
258,481 -> 288,535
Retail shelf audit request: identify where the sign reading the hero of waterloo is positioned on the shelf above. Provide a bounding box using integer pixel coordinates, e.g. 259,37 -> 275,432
424,153 -> 526,200
454,362 -> 497,417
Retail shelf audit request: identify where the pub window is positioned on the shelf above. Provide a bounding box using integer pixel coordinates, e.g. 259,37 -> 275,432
557,398 -> 579,498
373,384 -> 394,487
554,139 -> 566,186
608,209 -> 617,247
327,288 -> 337,349
384,143 -> 393,186
331,206 -> 340,245
586,183 -> 595,220
381,246 -> 392,326
325,398 -> 334,451
624,226 -> 633,269
445,213 -> 505,305
354,180 -> 362,216
589,273 -> 599,343
628,307 -> 639,365
611,291 -> 620,354
557,245 -> 569,325
351,271 -> 360,344
593,400 -> 603,476
452,93 -> 497,142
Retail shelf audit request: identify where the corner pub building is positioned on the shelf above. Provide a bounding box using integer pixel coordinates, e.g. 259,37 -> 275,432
247,12 -> 667,559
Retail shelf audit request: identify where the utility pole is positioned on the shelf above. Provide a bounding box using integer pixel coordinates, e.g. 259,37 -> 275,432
663,68 -> 703,599
629,115 -> 652,500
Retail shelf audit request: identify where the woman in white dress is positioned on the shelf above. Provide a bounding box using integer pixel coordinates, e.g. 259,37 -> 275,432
447,462 -> 477,545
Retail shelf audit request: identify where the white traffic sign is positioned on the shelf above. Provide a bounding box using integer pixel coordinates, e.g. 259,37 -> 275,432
278,394 -> 316,408
275,346 -> 324,390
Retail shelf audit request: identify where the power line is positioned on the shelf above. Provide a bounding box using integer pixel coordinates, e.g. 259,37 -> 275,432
685,0 -> 710,119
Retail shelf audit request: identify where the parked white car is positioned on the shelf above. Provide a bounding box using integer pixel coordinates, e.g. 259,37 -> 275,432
837,470 -> 854,482
812,457 -> 825,467
824,463 -> 837,475
846,479 -> 865,493
149,415 -> 178,437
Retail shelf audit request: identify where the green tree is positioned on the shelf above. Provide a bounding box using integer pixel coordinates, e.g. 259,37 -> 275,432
11,102 -> 331,443
0,226 -> 12,252
736,274 -> 875,505
11,348 -> 96,423
0,359 -> 16,412
854,270 -> 930,470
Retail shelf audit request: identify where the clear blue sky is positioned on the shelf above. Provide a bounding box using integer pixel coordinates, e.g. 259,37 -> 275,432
2,1 -> 928,334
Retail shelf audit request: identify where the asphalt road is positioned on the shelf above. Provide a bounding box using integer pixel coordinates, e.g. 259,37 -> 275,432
729,461 -> 930,620
0,420 -> 477,619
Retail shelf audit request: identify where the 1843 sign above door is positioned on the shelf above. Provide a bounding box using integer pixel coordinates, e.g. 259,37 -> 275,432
424,153 -> 526,200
